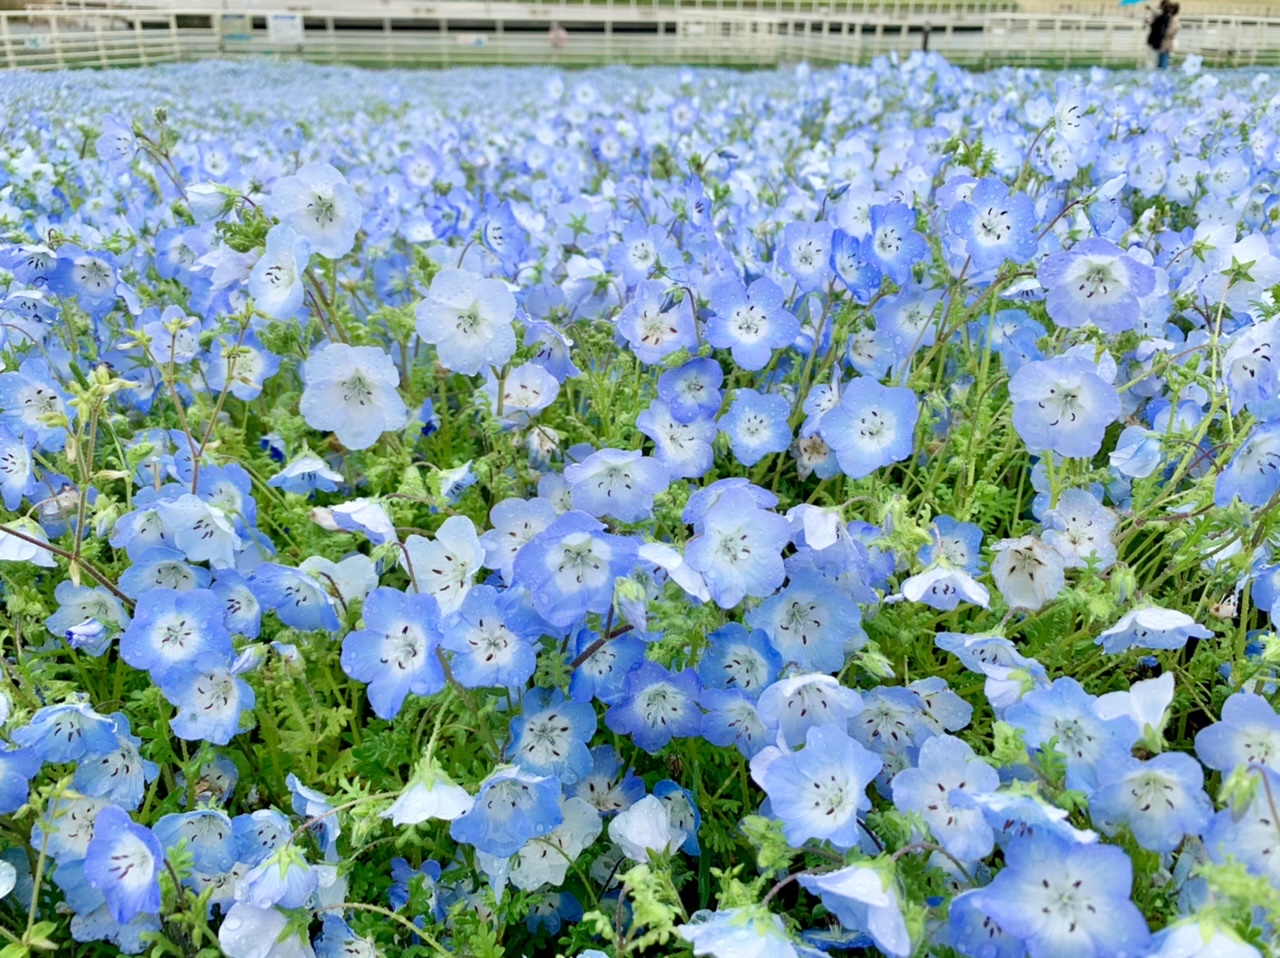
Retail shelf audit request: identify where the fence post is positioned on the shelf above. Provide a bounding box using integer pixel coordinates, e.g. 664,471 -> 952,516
169,13 -> 179,61
49,15 -> 66,69
0,15 -> 14,71
95,13 -> 108,67
135,16 -> 149,65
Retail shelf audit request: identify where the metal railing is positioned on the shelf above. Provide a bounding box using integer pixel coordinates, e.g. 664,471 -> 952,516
2,5 -> 1277,70
29,0 -> 1022,15
30,0 -> 1280,16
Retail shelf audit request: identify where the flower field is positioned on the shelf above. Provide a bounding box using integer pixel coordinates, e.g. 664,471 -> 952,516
0,53 -> 1278,958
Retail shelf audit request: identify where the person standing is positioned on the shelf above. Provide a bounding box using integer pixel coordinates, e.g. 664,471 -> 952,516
1146,1 -> 1180,69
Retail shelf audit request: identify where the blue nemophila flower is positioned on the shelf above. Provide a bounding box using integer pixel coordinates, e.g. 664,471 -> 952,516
659,358 -> 724,424
565,447 -> 670,523
483,361 -> 559,423
1096,606 -> 1213,655
752,723 -> 881,850
119,588 -> 232,682
1222,318 -> 1280,414
1145,922 -> 1262,958
696,623 -> 780,699
677,907 -> 805,958
440,584 -> 540,690
0,358 -> 73,453
72,714 -> 158,811
1042,487 -> 1117,569
329,498 -> 396,546
0,748 -> 40,814
13,702 -> 117,764
315,915 -> 377,958
779,220 -> 835,292
1214,422 -> 1280,508
901,567 -> 990,611
747,569 -> 864,674
251,563 -> 341,632
507,688 -> 596,785
653,779 -> 701,855
450,766 -> 564,858
1009,356 -> 1120,458
286,773 -> 341,860
154,494 -> 242,570
573,745 -> 645,815
0,425 -> 36,510
610,222 -> 678,287
758,673 -> 865,749
266,161 -> 362,259
947,178 -> 1038,273
606,662 -> 701,753
267,453 -> 343,495
512,510 -> 638,627
341,587 -> 444,719
797,866 -> 911,958
819,377 -> 919,479
234,809 -> 292,867
478,198 -> 527,270
866,203 -> 928,285
636,398 -> 716,480
954,786 -> 1100,850
1038,238 -> 1156,334
382,762 -> 474,825
918,516 -> 984,576
218,903 -> 312,958
31,796 -> 109,865
1089,752 -> 1212,853
684,486 -> 790,609
700,689 -> 768,758
96,115 -> 136,166
831,229 -> 884,303
1203,763 -> 1280,885
705,277 -> 799,372
972,832 -> 1150,958
1194,691 -> 1280,775
160,655 -> 256,746
608,794 -> 687,862
299,343 -> 408,451
46,582 -> 131,657
247,225 -> 309,319
0,517 -> 55,569
891,734 -> 1000,863
479,496 -> 558,582
205,331 -> 280,403
239,845 -> 318,909
416,267 -> 517,375
153,809 -> 237,875
990,535 -> 1065,611
569,628 -> 646,706
525,318 -> 580,385
387,856 -> 443,917
401,515 -> 484,614
945,889 -> 1025,958
211,570 -> 261,639
83,806 -> 163,924
617,280 -> 697,365
49,246 -> 119,318
718,388 -> 792,467
1005,677 -> 1139,792
526,891 -> 583,935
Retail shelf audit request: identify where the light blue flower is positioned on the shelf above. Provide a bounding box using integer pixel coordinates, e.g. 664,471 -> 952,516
299,343 -> 408,451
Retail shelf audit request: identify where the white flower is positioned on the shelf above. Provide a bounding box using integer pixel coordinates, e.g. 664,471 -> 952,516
608,795 -> 686,862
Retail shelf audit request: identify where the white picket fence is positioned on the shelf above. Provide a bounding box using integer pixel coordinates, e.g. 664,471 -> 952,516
1,4 -> 1278,70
